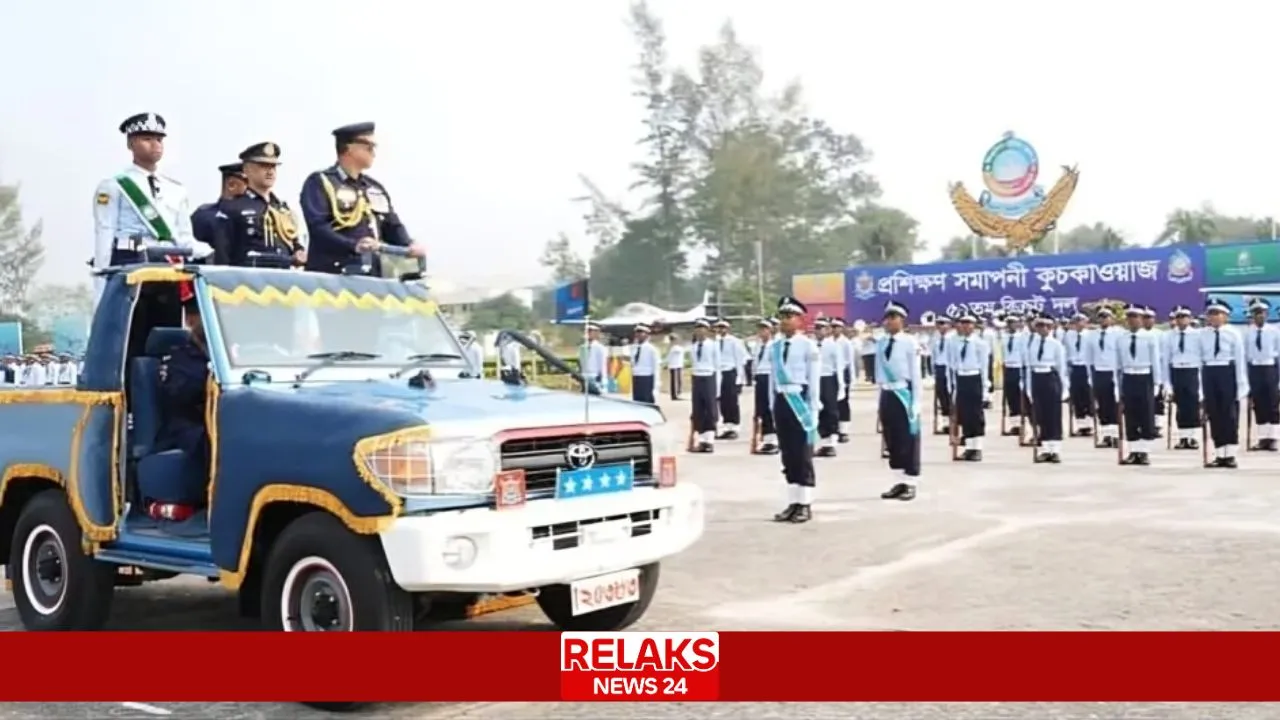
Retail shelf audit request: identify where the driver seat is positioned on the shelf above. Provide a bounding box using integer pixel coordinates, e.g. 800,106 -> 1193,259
130,327 -> 206,507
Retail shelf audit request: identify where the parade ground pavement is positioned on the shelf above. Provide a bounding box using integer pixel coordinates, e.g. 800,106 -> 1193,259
3,388 -> 1280,719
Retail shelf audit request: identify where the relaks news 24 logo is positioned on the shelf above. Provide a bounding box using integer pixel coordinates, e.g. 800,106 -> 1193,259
560,632 -> 720,701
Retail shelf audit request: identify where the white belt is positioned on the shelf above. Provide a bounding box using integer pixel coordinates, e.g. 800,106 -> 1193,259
1204,360 -> 1232,367
956,370 -> 982,376
755,370 -> 771,376
776,384 -> 804,393
1123,368 -> 1152,375
1031,366 -> 1055,374
717,367 -> 737,372
881,381 -> 908,390
1250,360 -> 1277,366
692,371 -> 717,377
1092,366 -> 1116,372
1172,363 -> 1199,369
1003,364 -> 1022,369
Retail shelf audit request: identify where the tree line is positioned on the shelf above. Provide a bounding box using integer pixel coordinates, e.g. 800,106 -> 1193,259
529,1 -> 1279,322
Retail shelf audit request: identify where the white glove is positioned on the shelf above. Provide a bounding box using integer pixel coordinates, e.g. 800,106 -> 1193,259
190,239 -> 216,259
911,404 -> 922,419
1061,390 -> 1070,402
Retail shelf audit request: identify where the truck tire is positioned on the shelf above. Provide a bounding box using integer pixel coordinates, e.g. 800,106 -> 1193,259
536,563 -> 660,631
261,511 -> 412,632
8,489 -> 116,631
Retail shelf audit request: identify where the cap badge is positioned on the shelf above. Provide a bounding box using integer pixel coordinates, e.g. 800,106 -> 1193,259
262,143 -> 276,158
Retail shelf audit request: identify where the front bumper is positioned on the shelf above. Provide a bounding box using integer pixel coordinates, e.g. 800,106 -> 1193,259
379,484 -> 704,593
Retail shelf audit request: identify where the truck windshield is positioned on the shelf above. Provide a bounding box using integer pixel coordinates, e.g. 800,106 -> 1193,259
212,297 -> 467,372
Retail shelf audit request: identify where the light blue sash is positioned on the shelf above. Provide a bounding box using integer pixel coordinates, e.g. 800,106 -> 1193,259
879,338 -> 920,436
772,341 -> 818,443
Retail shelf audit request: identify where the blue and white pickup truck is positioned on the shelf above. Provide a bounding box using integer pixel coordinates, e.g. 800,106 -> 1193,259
0,260 -> 703,637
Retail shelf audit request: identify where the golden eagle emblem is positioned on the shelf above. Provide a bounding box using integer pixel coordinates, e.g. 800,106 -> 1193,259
950,165 -> 1080,251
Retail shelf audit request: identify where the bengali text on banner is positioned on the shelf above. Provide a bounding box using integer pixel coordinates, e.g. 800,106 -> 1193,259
0,633 -> 1279,701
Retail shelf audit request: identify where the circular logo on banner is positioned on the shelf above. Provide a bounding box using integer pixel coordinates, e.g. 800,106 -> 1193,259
982,135 -> 1040,199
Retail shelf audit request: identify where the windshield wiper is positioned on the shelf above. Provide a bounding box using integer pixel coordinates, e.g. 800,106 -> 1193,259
390,353 -> 464,379
293,351 -> 382,386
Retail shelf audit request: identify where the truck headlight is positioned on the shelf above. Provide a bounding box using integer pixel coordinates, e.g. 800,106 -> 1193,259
358,438 -> 498,497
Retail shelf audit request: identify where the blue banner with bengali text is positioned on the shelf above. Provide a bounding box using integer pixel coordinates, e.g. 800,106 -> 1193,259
845,246 -> 1206,322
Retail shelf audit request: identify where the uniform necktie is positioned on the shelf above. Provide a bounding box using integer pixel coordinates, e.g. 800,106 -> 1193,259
1257,327 -> 1264,351
1129,332 -> 1137,359
633,346 -> 640,364
719,338 -> 724,352
961,338 -> 969,361
1099,327 -> 1107,350
1006,336 -> 1013,353
757,344 -> 766,362
1075,333 -> 1081,352
696,341 -> 703,361
939,336 -> 947,355
783,340 -> 791,363
147,175 -> 160,198
1179,330 -> 1186,353
1037,337 -> 1046,360
1214,328 -> 1221,357
886,337 -> 896,359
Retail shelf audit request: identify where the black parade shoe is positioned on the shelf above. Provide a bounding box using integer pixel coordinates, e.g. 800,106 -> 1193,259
880,449 -> 890,459
1188,439 -> 1200,450
962,450 -> 983,462
758,443 -> 779,455
1221,457 -> 1239,468
982,400 -> 992,410
838,434 -> 851,444
1034,452 -> 1048,464
694,442 -> 714,454
1120,452 -> 1141,465
816,446 -> 836,458
1136,453 -> 1150,466
1265,439 -> 1280,452
790,505 -> 812,523
773,504 -> 798,522
1078,426 -> 1093,436
881,483 -> 915,501
716,430 -> 739,441
1002,428 -> 1020,436
1048,453 -> 1061,464
1103,437 -> 1117,449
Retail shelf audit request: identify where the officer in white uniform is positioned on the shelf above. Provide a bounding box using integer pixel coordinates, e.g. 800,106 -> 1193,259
714,319 -> 747,439
768,297 -> 822,523
664,336 -> 686,400
459,331 -> 484,378
1064,312 -> 1094,436
1086,307 -> 1123,447
751,318 -> 779,454
877,301 -> 922,502
1244,298 -> 1280,451
1200,298 -> 1249,468
1116,304 -> 1163,466
582,323 -> 609,389
1141,306 -> 1167,437
629,323 -> 661,405
1163,305 -> 1202,450
688,319 -> 721,453
832,318 -> 853,442
1024,312 -> 1069,463
92,112 -> 213,307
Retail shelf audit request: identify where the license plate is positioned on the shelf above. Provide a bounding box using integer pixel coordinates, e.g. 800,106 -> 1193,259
585,519 -> 629,546
570,568 -> 641,616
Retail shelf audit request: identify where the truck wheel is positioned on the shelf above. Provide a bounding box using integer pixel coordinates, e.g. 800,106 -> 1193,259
536,563 -> 660,631
261,511 -> 412,632
8,489 -> 115,630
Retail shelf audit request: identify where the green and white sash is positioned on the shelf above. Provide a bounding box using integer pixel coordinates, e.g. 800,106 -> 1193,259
114,174 -> 173,241
772,340 -> 818,444
879,337 -> 921,436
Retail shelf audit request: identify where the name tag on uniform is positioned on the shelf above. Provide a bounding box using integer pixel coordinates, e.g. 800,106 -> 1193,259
115,237 -> 135,250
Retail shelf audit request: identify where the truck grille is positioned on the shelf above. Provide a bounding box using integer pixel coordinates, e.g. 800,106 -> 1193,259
499,430 -> 652,495
531,509 -> 662,551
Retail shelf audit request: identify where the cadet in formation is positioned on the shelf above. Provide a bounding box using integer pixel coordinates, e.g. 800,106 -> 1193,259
92,112 -> 214,306
1141,306 -> 1167,438
931,314 -> 954,435
1116,304 -> 1163,465
981,315 -> 999,409
665,336 -> 686,401
1063,312 -> 1094,436
714,319 -> 746,440
1244,298 -> 1280,451
582,323 -> 609,388
1025,312 -> 1068,463
751,318 -> 779,454
832,318 -> 853,442
876,301 -> 922,501
1089,307 -> 1123,448
688,319 -> 721,453
1163,305 -> 1202,450
215,142 -> 308,268
191,162 -> 246,256
814,319 -> 845,457
947,311 -> 990,461
1200,298 -> 1248,468
299,122 -> 426,276
999,312 -> 1031,437
630,323 -> 660,405
768,297 -> 821,523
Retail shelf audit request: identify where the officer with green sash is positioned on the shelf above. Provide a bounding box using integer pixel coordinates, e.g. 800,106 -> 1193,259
92,112 -> 213,306
877,300 -> 923,502
768,296 -> 822,524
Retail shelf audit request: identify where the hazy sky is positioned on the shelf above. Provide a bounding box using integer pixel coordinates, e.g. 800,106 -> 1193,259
1,0 -> 1275,290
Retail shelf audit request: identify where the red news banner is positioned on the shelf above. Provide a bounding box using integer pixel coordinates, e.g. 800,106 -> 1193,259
561,632 -> 720,701
5,633 -> 1280,701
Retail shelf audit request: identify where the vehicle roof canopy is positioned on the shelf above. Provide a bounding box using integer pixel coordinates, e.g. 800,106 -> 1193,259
123,265 -> 437,313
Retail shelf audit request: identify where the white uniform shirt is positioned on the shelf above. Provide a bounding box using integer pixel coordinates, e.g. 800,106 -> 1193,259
665,343 -> 686,370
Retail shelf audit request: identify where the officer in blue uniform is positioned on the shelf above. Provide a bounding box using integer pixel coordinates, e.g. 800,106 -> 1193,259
191,162 -> 246,262
155,281 -> 212,503
1200,298 -> 1249,467
768,297 -> 821,523
877,300 -> 922,501
1244,298 -> 1280,451
1025,312 -> 1069,463
1087,307 -> 1122,447
215,142 -> 307,268
751,318 -> 779,455
1116,304 -> 1163,465
931,314 -> 953,435
299,122 -> 426,276
1163,305 -> 1202,450
948,311 -> 990,461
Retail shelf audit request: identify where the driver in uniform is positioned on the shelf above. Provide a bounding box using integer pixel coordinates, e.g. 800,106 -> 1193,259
191,162 -> 246,263
298,122 -> 426,276
152,281 -> 211,521
92,112 -> 214,307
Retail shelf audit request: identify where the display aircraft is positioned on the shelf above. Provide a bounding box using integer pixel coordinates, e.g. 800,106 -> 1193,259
555,291 -> 754,340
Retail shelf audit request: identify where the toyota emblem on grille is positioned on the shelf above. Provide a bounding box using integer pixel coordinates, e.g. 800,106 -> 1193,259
565,441 -> 597,469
